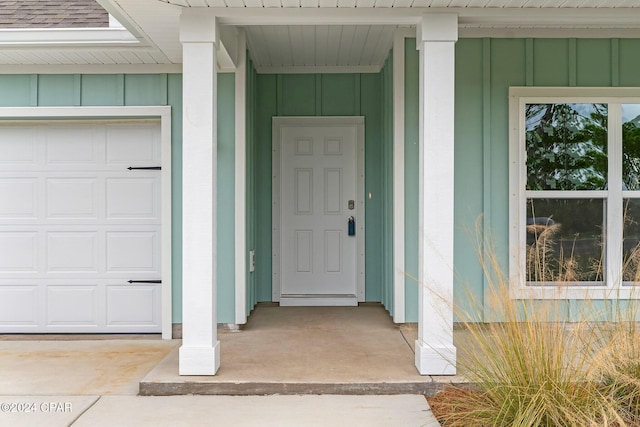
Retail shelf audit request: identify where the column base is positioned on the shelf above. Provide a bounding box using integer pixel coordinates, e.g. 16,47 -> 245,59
179,341 -> 221,375
415,340 -> 456,376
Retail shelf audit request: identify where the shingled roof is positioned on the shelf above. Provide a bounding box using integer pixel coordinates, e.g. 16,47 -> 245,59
0,0 -> 109,28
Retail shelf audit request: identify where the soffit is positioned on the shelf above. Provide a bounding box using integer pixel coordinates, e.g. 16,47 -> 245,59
246,25 -> 396,73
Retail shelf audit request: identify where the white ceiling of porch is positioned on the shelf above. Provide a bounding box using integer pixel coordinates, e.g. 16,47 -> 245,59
246,25 -> 396,72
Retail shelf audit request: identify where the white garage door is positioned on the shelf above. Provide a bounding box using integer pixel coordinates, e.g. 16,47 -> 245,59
0,121 -> 163,333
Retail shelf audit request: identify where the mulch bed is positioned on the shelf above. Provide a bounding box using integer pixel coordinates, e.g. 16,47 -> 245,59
426,386 -> 640,427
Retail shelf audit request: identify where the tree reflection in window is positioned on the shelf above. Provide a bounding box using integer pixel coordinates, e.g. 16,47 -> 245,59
526,103 -> 607,191
623,105 -> 640,191
622,105 -> 640,282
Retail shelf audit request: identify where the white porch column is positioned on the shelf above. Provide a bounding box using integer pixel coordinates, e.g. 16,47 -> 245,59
179,10 -> 220,375
415,14 -> 458,376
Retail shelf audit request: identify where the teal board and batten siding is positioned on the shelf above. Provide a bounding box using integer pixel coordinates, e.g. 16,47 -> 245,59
251,72 -> 394,309
417,38 -> 640,321
0,73 -> 238,324
216,74 -> 236,323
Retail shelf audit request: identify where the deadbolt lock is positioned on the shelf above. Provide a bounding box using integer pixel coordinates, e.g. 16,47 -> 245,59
348,200 -> 355,210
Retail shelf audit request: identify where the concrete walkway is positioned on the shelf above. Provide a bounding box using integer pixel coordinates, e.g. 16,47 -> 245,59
0,394 -> 437,426
0,309 -> 442,426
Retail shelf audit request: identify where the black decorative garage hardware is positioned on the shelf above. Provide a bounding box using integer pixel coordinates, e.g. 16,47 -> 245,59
127,166 -> 161,170
127,280 -> 162,284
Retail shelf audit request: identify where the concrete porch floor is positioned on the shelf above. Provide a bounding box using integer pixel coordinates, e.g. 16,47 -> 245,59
141,303 -> 469,396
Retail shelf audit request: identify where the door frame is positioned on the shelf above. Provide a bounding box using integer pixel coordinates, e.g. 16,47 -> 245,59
272,116 -> 365,304
0,106 -> 172,338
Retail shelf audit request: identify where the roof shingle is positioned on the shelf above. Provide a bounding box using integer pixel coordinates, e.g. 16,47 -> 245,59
0,0 -> 109,28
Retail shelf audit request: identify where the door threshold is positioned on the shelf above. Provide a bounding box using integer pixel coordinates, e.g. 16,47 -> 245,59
279,295 -> 358,307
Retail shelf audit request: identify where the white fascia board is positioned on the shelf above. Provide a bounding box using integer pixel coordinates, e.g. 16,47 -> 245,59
454,7 -> 640,28
0,28 -> 142,47
202,8 -> 422,26
0,64 -> 181,74
460,27 -> 640,39
188,7 -> 640,29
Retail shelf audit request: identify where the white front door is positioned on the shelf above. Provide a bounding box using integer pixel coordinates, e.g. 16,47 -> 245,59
0,121 -> 163,333
273,117 -> 364,306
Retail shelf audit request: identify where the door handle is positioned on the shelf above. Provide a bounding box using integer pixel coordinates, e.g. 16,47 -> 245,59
348,216 -> 355,236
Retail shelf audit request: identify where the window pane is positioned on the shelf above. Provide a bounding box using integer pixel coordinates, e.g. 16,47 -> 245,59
623,198 -> 640,282
526,103 -> 608,191
526,198 -> 604,284
623,104 -> 640,190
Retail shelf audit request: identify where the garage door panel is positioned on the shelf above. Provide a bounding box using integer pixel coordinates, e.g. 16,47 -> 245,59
106,285 -> 159,326
0,231 -> 38,272
106,231 -> 158,273
106,178 -> 159,219
0,178 -> 37,219
0,127 -> 39,166
0,121 -> 163,333
106,125 -> 159,166
47,285 -> 99,326
0,285 -> 38,325
45,127 -> 102,167
46,178 -> 98,219
46,232 -> 98,273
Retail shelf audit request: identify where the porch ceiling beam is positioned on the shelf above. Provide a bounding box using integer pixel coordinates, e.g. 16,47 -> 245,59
219,26 -> 239,69
190,7 -> 640,29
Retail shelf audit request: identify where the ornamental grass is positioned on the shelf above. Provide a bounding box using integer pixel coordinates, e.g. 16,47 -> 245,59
427,226 -> 635,426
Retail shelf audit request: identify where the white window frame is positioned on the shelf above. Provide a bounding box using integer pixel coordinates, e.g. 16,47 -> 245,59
509,87 -> 640,300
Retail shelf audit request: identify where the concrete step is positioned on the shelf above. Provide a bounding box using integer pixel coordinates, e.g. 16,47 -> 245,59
140,378 -> 450,396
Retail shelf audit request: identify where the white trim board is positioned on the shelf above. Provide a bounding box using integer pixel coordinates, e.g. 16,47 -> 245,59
392,29 -> 406,323
0,106 -> 173,339
459,28 -> 640,39
0,64 -> 182,75
185,7 -> 640,29
0,28 -> 141,47
234,30 -> 247,325
254,65 -> 383,75
272,116 -> 366,304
